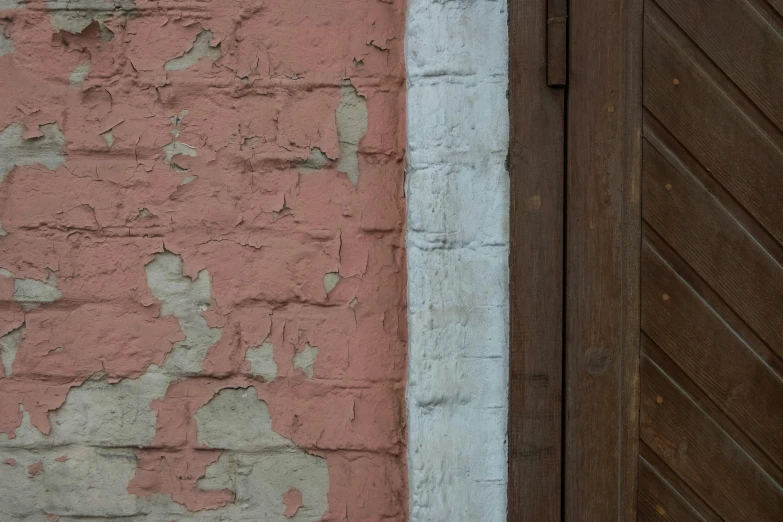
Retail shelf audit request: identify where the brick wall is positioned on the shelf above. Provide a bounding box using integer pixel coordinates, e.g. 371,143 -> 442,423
0,1 -> 406,520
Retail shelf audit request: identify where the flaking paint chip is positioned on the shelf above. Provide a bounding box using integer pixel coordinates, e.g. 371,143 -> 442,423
293,343 -> 318,378
662,293 -> 670,301
27,461 -> 43,476
665,183 -> 672,191
164,30 -> 222,71
336,81 -> 368,186
283,487 -> 303,518
245,340 -> 277,382
100,130 -> 114,148
672,78 -> 680,85
323,272 -> 340,294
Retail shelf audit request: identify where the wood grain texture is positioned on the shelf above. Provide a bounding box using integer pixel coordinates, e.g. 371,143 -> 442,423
640,441 -> 723,521
639,0 -> 783,515
642,138 -> 783,358
653,0 -> 783,132
564,0 -> 642,519
644,6 -> 783,245
638,457 -> 708,522
546,0 -> 568,87
642,331 -> 783,488
508,0 -> 565,519
640,353 -> 783,520
642,238 -> 783,470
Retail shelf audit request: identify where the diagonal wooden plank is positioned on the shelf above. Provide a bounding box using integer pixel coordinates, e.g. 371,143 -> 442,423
768,0 -> 783,17
641,353 -> 783,520
642,328 -> 783,487
640,441 -> 723,521
644,111 -> 783,278
642,239 -> 783,470
639,456 -> 710,522
643,139 -> 783,358
644,10 -> 783,246
653,0 -> 783,133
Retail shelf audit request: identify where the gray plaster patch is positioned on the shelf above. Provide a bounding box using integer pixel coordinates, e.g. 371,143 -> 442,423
145,251 -> 221,375
245,340 -> 277,381
224,450 -> 328,521
162,141 -> 197,164
293,343 -> 317,379
69,61 -> 90,87
0,221 -> 5,236
101,129 -> 114,148
195,387 -> 329,520
197,452 -> 235,491
0,326 -> 22,377
49,370 -> 170,446
0,0 -> 24,10
323,272 -> 340,295
164,30 -> 221,71
0,446 -> 142,518
13,270 -> 61,309
195,387 -> 293,451
336,82 -> 367,186
0,123 -> 65,182
163,110 -> 196,167
1,387 -> 329,521
297,147 -> 331,173
44,0 -> 135,36
0,26 -> 13,56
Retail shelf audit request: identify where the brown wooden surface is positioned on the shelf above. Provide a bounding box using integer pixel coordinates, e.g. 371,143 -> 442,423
640,0 -> 783,518
508,0 -> 565,519
640,441 -> 723,522
564,0 -> 642,519
546,0 -> 567,87
640,352 -> 783,520
638,456 -> 708,522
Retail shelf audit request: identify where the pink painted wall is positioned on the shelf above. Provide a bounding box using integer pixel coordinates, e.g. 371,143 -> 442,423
0,1 -> 406,520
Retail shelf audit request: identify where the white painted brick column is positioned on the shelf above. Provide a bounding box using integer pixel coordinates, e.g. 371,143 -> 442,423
405,0 -> 510,520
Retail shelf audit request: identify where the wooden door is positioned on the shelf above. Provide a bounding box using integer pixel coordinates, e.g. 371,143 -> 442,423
509,0 -> 783,520
639,0 -> 783,519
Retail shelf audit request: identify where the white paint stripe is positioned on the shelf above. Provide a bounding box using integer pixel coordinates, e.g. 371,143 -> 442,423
405,0 -> 509,520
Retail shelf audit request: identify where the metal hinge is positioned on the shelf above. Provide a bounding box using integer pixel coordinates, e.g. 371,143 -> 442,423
547,0 -> 568,87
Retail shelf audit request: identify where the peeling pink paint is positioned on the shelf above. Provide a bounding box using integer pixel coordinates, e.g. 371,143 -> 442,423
27,461 -> 43,476
283,487 -> 303,518
0,0 -> 406,519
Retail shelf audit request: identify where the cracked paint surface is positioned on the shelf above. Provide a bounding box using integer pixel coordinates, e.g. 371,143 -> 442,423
0,0 -> 406,520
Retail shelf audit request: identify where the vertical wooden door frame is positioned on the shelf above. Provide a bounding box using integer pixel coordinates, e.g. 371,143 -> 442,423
508,0 -> 643,519
508,0 -> 565,518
